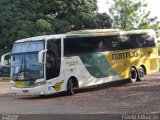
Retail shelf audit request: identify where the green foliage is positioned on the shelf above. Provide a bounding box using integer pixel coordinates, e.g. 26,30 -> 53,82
109,0 -> 160,36
0,0 -> 112,55
95,13 -> 112,29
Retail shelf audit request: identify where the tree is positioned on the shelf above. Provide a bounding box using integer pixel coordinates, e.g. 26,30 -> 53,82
109,0 -> 160,36
95,13 -> 113,29
0,0 -> 112,55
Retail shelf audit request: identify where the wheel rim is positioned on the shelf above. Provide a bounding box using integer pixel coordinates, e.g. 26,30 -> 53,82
139,69 -> 144,78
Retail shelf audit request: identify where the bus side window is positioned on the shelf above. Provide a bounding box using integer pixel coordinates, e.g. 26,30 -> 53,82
118,35 -> 139,50
137,34 -> 155,48
146,35 -> 155,47
138,35 -> 148,48
101,36 -> 120,51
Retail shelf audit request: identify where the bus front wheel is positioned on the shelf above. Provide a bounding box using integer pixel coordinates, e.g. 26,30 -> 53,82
138,67 -> 145,81
67,78 -> 74,95
129,67 -> 138,83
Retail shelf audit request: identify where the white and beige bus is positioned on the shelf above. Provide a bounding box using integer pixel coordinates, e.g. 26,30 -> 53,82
1,29 -> 159,96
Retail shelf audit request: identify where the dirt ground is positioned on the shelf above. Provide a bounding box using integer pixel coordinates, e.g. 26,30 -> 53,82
0,73 -> 160,119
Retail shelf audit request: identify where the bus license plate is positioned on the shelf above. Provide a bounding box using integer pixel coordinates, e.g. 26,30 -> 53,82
22,90 -> 29,93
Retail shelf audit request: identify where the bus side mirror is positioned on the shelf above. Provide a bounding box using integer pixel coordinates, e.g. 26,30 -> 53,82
1,52 -> 11,66
38,49 -> 47,64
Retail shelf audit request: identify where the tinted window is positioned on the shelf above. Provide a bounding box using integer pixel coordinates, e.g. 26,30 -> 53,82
46,39 -> 61,80
118,35 -> 137,49
138,34 -> 155,47
64,34 -> 155,56
64,36 -> 119,56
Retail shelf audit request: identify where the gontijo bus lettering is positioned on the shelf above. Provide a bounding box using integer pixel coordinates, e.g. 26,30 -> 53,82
0,29 -> 159,96
112,51 -> 138,60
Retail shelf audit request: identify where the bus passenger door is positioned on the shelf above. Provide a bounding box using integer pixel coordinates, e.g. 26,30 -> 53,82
46,39 -> 64,92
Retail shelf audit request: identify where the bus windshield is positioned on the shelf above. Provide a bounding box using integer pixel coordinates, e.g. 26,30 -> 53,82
11,41 -> 44,81
11,53 -> 43,81
12,41 -> 44,53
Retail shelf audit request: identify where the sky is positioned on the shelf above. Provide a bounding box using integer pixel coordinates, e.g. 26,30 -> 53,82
97,0 -> 160,20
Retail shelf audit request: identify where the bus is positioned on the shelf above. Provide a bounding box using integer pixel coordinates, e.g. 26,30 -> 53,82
1,29 -> 159,96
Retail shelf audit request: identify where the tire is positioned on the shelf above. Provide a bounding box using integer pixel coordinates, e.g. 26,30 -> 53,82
67,78 -> 74,95
138,67 -> 145,81
129,67 -> 138,83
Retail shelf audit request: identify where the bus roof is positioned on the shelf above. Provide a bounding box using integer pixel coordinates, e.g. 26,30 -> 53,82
67,29 -> 154,34
15,29 -> 155,43
66,29 -> 155,38
67,29 -> 121,34
121,29 -> 155,35
15,34 -> 66,43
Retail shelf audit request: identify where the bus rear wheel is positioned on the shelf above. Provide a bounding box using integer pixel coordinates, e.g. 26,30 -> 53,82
67,78 -> 74,95
138,67 -> 145,81
129,67 -> 138,83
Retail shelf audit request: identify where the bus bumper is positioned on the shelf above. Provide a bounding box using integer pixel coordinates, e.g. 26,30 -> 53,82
11,85 -> 49,96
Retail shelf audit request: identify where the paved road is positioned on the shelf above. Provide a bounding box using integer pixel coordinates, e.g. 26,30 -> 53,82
0,73 -> 160,119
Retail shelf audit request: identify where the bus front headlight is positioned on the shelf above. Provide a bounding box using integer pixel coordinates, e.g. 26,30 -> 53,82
35,81 -> 46,86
